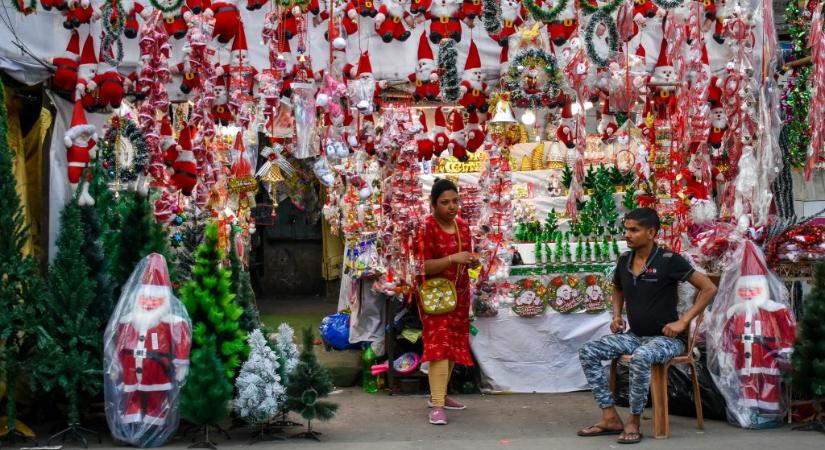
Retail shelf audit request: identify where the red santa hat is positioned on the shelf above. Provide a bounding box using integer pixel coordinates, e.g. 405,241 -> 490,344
79,34 -> 97,70
654,36 -> 671,73
65,30 -> 81,60
450,110 -> 464,134
635,42 -> 646,61
356,51 -> 373,76
232,22 -> 248,56
464,40 -> 481,71
434,106 -> 447,130
232,132 -> 252,177
417,32 -> 434,61
733,241 -> 774,307
140,253 -> 172,299
418,112 -> 429,133
214,75 -> 228,89
63,101 -> 96,147
561,99 -> 573,120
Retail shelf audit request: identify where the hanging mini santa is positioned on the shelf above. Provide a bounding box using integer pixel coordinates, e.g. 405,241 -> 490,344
172,125 -> 198,196
63,101 -> 97,206
124,1 -> 149,39
427,0 -> 463,43
432,106 -> 450,154
94,45 -> 126,109
375,0 -> 412,42
157,0 -> 187,39
52,30 -> 81,95
416,112 -> 435,163
448,110 -> 468,161
458,40 -> 488,113
103,253 -> 191,445
465,111 -> 485,152
225,23 -> 258,95
211,76 -> 234,125
63,0 -> 94,30
210,0 -> 242,43
160,116 -> 180,167
556,99 -> 576,149
598,99 -> 618,142
348,52 -> 386,114
544,0 -> 577,49
408,33 -> 440,101
651,36 -> 677,120
490,0 -> 525,46
346,0 -> 379,18
708,105 -> 727,151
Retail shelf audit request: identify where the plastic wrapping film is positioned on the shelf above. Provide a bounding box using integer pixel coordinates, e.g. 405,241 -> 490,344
290,82 -> 318,160
103,253 -> 192,447
705,240 -> 797,428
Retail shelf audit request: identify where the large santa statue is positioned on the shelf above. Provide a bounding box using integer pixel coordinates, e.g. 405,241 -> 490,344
104,253 -> 191,446
712,241 -> 796,429
458,40 -> 488,113
63,101 -> 97,206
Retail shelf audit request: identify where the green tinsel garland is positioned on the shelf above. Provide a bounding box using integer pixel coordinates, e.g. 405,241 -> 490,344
7,0 -> 36,14
276,0 -> 310,8
651,0 -> 684,9
101,0 -> 127,66
584,10 -> 618,67
579,0 -> 623,16
504,48 -> 562,107
482,0 -> 502,35
149,0 -> 184,14
523,0 -> 568,23
100,117 -> 150,183
438,39 -> 461,102
783,0 -> 814,168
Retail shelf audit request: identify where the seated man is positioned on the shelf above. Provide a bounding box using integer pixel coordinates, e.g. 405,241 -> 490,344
577,207 -> 716,444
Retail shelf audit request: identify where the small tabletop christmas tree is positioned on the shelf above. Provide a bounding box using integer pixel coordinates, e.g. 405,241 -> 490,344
181,336 -> 233,449
790,263 -> 825,431
285,327 -> 338,441
235,330 -> 286,443
271,323 -> 301,427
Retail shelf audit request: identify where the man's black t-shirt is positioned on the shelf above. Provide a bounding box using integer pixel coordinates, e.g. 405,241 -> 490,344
613,245 -> 695,337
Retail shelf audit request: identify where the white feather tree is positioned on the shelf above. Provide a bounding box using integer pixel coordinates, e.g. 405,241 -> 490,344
234,329 -> 284,426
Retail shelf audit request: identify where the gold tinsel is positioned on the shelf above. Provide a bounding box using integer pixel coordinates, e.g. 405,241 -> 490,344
530,141 -> 545,169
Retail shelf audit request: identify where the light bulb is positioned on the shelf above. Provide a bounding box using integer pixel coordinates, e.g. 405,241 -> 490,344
521,110 -> 536,125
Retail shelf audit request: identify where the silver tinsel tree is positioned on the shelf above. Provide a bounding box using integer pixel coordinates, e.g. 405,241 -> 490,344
235,330 -> 285,426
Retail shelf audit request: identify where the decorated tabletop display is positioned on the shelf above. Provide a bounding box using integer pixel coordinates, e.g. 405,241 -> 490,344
546,274 -> 583,313
512,276 -> 548,317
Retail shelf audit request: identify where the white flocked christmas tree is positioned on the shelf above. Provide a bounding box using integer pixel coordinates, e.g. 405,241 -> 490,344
234,329 -> 285,441
272,323 -> 301,426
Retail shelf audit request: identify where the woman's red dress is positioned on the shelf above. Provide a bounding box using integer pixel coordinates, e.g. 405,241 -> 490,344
418,215 -> 474,366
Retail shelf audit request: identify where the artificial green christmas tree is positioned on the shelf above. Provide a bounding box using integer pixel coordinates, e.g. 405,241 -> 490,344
79,203 -> 116,330
622,183 -> 638,211
173,212 -> 208,284
543,209 -> 559,242
790,263 -> 825,431
42,200 -> 102,447
109,193 -> 170,293
285,328 -> 338,441
0,79 -> 51,446
181,336 -> 234,448
561,164 -> 573,189
179,222 -> 247,381
229,227 -> 262,334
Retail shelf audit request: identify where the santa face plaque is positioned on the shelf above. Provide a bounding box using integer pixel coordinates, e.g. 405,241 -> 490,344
512,277 -> 548,318
547,275 -> 583,313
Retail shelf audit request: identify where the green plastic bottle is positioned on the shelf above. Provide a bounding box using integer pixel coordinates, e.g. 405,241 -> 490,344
362,346 -> 379,393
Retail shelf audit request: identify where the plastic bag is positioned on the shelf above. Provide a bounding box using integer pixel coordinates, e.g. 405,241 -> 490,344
291,82 -> 318,159
320,312 -> 360,350
705,240 -> 797,429
103,254 -> 192,447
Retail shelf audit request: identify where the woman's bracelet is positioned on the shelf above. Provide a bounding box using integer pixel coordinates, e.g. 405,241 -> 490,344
448,255 -> 453,264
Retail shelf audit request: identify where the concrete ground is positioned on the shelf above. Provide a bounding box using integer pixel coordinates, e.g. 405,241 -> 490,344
29,389 -> 822,450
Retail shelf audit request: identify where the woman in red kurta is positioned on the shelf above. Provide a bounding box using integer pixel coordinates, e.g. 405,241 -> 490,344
420,179 -> 478,425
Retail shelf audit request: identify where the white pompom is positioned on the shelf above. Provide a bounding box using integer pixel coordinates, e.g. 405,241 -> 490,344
316,93 -> 329,106
333,37 -> 347,50
359,186 -> 372,199
347,134 -> 358,147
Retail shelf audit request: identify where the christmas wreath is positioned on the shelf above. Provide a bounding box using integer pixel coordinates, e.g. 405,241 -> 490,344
148,0 -> 184,14
504,48 -> 562,108
584,9 -> 619,67
546,274 -> 583,313
99,116 -> 150,183
512,277 -> 548,317
523,0 -> 568,23
7,0 -> 36,14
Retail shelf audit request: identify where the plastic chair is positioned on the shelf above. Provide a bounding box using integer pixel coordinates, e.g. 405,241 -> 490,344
608,313 -> 705,439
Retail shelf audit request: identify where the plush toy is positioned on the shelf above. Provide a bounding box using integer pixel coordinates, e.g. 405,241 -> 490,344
159,4 -> 188,40
598,100 -> 618,142
94,46 -> 126,109
410,0 -> 432,15
465,111 -> 485,152
427,0 -> 463,43
708,105 -> 727,150
448,110 -> 468,161
346,0 -> 379,18
626,0 -> 659,41
172,125 -> 198,196
278,5 -> 302,40
124,1 -> 149,39
416,113 -> 435,162
490,0 -> 525,46
458,40 -> 488,113
210,77 -> 234,125
651,36 -> 677,120
63,0 -> 95,30
556,99 -> 575,149
432,107 -> 449,154
704,0 -> 725,44
52,30 -> 80,94
320,1 -> 358,39
40,0 -> 67,10
75,34 -> 98,110
408,33 -> 440,101
222,24 -> 258,94
63,101 -> 97,206
347,52 -> 387,113
540,0 -> 577,49
172,44 -> 203,95
463,0 -> 481,19
160,116 -> 180,167
375,0 -> 412,42
210,0 -> 241,43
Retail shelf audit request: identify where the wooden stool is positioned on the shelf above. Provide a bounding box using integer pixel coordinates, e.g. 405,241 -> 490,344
608,314 -> 705,439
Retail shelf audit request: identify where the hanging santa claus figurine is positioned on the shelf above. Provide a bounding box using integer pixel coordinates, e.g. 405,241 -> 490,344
556,98 -> 576,149
346,0 -> 379,18
416,112 -> 435,165
715,241 -> 796,428
465,111 -> 485,152
408,33 -> 440,101
347,52 -> 387,114
448,110 -> 468,161
156,0 -> 188,39
490,0 -> 525,46
94,45 -> 126,109
160,116 -> 180,167
124,1 -> 149,39
104,253 -> 191,446
172,125 -> 199,196
432,106 -> 450,154
458,40 -> 488,113
598,99 -> 618,142
63,0 -> 95,30
63,101 -> 97,206
427,0 -> 464,43
211,76 -> 234,125
210,0 -> 242,43
651,36 -> 677,120
52,30 -> 81,95
75,34 -> 98,111
708,105 -> 727,151
375,0 -> 412,42
545,0 -> 578,50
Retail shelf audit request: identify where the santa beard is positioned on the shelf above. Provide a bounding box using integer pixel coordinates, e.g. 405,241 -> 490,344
350,76 -> 376,111
500,0 -> 520,18
416,60 -> 436,81
131,301 -> 170,332
430,0 -> 458,17
462,70 -> 483,90
711,113 -> 727,129
385,0 -> 404,16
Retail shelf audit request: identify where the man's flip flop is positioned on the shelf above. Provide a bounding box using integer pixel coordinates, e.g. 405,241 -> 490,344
617,431 -> 644,444
577,425 -> 623,437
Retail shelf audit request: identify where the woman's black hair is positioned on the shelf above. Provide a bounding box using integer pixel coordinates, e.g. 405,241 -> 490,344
431,178 -> 459,206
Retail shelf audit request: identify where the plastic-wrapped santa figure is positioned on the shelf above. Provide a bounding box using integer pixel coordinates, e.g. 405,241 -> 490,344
427,0 -> 463,43
63,101 -> 97,206
458,40 -> 488,113
104,253 -> 191,446
409,33 -> 440,101
709,241 -> 796,429
52,30 -> 81,94
556,99 -> 576,149
375,0 -> 411,42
